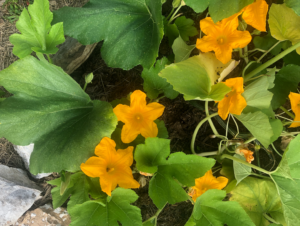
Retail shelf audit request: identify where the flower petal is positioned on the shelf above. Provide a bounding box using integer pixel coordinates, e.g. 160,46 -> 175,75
214,44 -> 233,64
115,146 -> 134,166
242,0 -> 268,32
121,123 -> 140,143
140,121 -> 158,138
215,176 -> 229,189
200,17 -> 220,36
99,175 -> 118,196
130,90 -> 147,110
228,30 -> 252,49
80,156 -> 105,178
224,77 -> 244,93
229,93 -> 247,115
289,92 -> 300,128
217,96 -> 231,120
95,137 -> 117,158
143,102 -> 165,121
113,104 -> 132,124
117,172 -> 140,190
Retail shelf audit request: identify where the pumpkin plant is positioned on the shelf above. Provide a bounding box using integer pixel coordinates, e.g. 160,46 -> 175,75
1,0 -> 300,225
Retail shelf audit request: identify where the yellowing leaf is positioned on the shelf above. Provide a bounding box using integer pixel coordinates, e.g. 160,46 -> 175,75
268,4 -> 300,54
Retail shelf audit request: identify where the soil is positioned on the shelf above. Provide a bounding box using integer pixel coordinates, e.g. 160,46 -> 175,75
0,0 -> 289,225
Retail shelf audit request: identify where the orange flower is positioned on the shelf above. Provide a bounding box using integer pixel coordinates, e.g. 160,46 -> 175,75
189,170 -> 228,202
289,92 -> 300,128
216,77 -> 247,120
113,90 -> 165,143
139,171 -> 153,177
80,137 -> 140,196
238,148 -> 254,163
242,0 -> 268,32
196,16 -> 251,64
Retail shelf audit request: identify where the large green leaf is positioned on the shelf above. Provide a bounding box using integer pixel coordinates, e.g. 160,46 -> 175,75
0,55 -> 117,174
48,172 -> 106,210
209,0 -> 254,23
135,137 -> 215,208
184,0 -> 209,13
285,0 -> 300,16
159,55 -> 231,101
283,50 -> 300,66
230,177 -> 286,226
141,57 -> 179,100
253,34 -> 283,56
270,65 -> 300,109
53,0 -> 163,70
187,189 -> 255,226
174,16 -> 198,41
268,3 -> 300,54
234,112 -> 273,148
9,0 -> 65,58
172,36 -> 195,63
69,188 -> 142,226
233,154 -> 251,185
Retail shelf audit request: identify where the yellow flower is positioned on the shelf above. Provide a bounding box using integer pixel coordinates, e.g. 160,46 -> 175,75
289,92 -> 300,128
80,137 -> 140,196
113,90 -> 165,143
242,0 -> 268,32
196,16 -> 252,64
189,170 -> 228,202
216,77 -> 247,120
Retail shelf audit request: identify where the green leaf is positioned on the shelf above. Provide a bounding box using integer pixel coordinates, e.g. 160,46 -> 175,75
135,137 -> 215,208
242,76 -> 274,112
164,18 -> 180,46
209,0 -> 254,23
233,154 -> 251,185
285,0 -> 300,16
0,90 -> 5,96
159,55 -> 231,101
253,33 -> 283,56
48,172 -> 106,210
268,3 -> 300,54
69,188 -> 142,226
0,56 -> 117,174
283,50 -> 300,66
141,57 -> 179,99
230,177 -> 286,226
172,36 -> 195,63
270,119 -> 283,143
270,65 -> 300,109
235,112 -> 273,148
184,0 -> 209,13
53,0 -> 163,70
9,0 -> 65,58
172,0 -> 182,8
174,16 -> 198,42
190,189 -> 255,226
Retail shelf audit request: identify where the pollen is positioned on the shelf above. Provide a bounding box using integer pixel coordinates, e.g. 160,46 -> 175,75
106,167 -> 115,173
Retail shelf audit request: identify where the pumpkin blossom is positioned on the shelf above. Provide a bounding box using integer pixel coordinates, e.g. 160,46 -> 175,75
196,15 -> 252,64
289,92 -> 300,128
80,137 -> 140,196
216,77 -> 247,120
188,170 -> 228,202
113,90 -> 165,143
237,148 -> 255,163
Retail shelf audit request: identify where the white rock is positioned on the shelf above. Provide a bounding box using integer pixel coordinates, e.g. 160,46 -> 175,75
0,165 -> 41,226
14,144 -> 52,179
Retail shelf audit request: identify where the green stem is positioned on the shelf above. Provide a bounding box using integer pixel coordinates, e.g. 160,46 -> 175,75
279,106 -> 295,119
197,151 -> 218,157
244,41 -> 300,82
46,54 -> 53,64
83,83 -> 88,91
166,7 -> 174,20
244,136 -> 256,144
271,143 -> 283,157
263,213 -> 280,224
205,101 -> 219,136
247,48 -> 267,53
257,40 -> 282,63
250,172 -> 271,180
243,45 -> 249,64
142,204 -> 167,225
221,154 -> 271,175
191,113 -> 219,154
169,4 -> 183,23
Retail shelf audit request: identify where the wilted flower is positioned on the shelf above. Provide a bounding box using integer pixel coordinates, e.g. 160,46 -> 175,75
289,92 -> 300,128
80,137 -> 140,196
216,77 -> 247,120
189,170 -> 228,202
113,90 -> 165,143
196,15 -> 251,64
237,148 -> 255,163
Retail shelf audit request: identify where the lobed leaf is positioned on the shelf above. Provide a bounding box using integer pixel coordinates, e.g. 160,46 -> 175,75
285,0 -> 300,16
174,16 -> 198,42
233,154 -> 251,185
53,0 -> 164,70
184,0 -> 209,13
172,36 -> 195,63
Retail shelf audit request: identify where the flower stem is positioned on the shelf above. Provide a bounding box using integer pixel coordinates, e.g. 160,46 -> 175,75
205,101 -> 219,136
279,106 -> 295,119
221,154 -> 271,175
83,83 -> 88,91
244,41 -> 300,82
191,113 -> 219,154
263,213 -> 280,224
257,40 -> 282,63
244,136 -> 256,144
46,54 -> 53,64
169,4 -> 182,23
197,151 -> 218,157
243,45 -> 249,64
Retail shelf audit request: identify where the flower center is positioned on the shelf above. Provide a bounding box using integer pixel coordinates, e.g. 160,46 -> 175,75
106,167 -> 115,173
217,36 -> 226,45
134,113 -> 143,122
